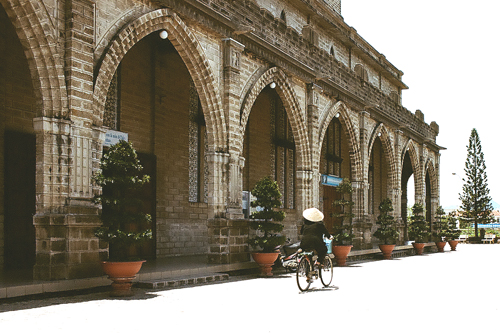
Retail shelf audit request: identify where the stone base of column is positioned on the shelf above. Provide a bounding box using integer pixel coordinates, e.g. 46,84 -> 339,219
208,218 -> 249,264
33,205 -> 106,280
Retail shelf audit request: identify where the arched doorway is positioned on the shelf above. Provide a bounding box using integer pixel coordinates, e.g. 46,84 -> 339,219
0,6 -> 37,270
368,137 -> 389,219
401,153 -> 414,240
243,86 -> 295,210
319,117 -> 351,233
102,30 -> 209,259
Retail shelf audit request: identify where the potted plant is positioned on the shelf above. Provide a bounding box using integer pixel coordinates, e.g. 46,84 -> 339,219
373,198 -> 400,259
433,206 -> 448,252
408,203 -> 431,255
330,179 -> 355,266
248,176 -> 286,276
445,211 -> 461,251
93,140 -> 153,295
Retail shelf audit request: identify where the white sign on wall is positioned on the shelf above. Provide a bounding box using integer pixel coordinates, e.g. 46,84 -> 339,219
104,130 -> 128,147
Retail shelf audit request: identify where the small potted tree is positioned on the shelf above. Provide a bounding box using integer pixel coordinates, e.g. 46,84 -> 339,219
433,206 -> 448,252
330,179 -> 355,266
93,140 -> 153,295
445,211 -> 461,251
408,203 -> 431,255
373,198 -> 400,259
248,176 -> 286,276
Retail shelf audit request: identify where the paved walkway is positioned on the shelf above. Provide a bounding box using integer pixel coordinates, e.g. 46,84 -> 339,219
0,244 -> 496,333
0,243 -> 431,299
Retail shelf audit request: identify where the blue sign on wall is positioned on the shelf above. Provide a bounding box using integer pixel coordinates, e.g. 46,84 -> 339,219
321,174 -> 343,187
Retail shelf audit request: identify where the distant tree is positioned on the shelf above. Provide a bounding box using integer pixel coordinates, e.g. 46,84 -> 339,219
459,128 -> 493,238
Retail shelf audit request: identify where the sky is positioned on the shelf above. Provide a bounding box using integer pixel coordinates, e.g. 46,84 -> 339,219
341,0 -> 500,209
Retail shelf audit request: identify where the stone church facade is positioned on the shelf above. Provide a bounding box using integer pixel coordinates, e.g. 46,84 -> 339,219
0,0 -> 442,280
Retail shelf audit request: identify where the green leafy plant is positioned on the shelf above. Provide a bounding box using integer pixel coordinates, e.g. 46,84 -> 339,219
408,203 -> 430,243
331,179 -> 355,245
432,206 -> 448,242
93,140 -> 153,261
444,211 -> 461,241
248,177 -> 286,253
373,198 -> 399,245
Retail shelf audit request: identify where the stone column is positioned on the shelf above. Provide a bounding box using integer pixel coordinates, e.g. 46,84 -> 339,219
306,83 -> 322,208
222,38 -> 245,219
32,0 -> 103,280
354,110 -> 372,249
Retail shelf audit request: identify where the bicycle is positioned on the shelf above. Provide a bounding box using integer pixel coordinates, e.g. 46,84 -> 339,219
296,250 -> 334,291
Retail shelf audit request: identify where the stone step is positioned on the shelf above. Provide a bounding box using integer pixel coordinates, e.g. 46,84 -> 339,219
136,273 -> 229,289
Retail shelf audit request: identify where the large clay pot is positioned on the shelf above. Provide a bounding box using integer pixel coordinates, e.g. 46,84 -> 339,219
435,241 -> 447,252
332,245 -> 353,266
378,244 -> 396,259
412,242 -> 425,255
251,252 -> 280,277
448,240 -> 459,251
101,260 -> 146,296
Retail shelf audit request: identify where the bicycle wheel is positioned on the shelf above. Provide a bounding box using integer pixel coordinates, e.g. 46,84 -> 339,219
296,257 -> 312,291
319,256 -> 333,287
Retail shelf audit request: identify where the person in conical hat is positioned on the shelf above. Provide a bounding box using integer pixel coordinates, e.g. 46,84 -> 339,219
300,208 -> 331,267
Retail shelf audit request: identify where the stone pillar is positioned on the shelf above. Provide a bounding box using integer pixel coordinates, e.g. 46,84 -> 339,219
32,118 -> 104,280
357,110 -> 371,220
207,218 -> 249,264
206,151 -> 229,219
32,1 -> 103,280
306,83 -> 322,208
222,38 -> 245,219
354,110 -> 372,249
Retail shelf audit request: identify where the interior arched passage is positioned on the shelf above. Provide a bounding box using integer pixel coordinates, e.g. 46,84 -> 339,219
368,137 -> 389,218
318,116 -> 352,233
102,31 -> 210,259
0,5 -> 37,270
401,153 -> 414,240
242,86 -> 296,211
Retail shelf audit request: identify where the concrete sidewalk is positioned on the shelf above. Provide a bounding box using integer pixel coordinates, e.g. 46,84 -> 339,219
0,243 -> 436,300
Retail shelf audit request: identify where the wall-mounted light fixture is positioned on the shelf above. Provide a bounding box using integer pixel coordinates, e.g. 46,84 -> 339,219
335,113 -> 340,118
269,82 -> 276,89
159,30 -> 169,39
378,132 -> 382,137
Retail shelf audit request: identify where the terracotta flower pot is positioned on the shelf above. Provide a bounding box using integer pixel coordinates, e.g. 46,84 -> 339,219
332,245 -> 353,266
448,240 -> 459,251
251,252 -> 279,277
435,241 -> 447,252
378,244 -> 396,259
412,242 -> 425,255
101,260 -> 146,296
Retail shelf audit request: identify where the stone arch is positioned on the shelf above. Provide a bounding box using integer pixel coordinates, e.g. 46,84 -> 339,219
401,139 -> 422,201
318,101 -> 361,181
425,158 -> 439,201
93,8 -> 226,150
0,0 -> 68,117
238,67 -> 310,171
367,123 -> 397,189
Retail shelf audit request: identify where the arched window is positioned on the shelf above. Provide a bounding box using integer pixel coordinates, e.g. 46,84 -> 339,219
189,79 -> 207,203
280,10 -> 287,24
354,64 -> 369,82
390,91 -> 400,105
330,46 -> 335,57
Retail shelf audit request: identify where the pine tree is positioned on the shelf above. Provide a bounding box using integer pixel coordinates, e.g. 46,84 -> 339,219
459,128 -> 493,238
